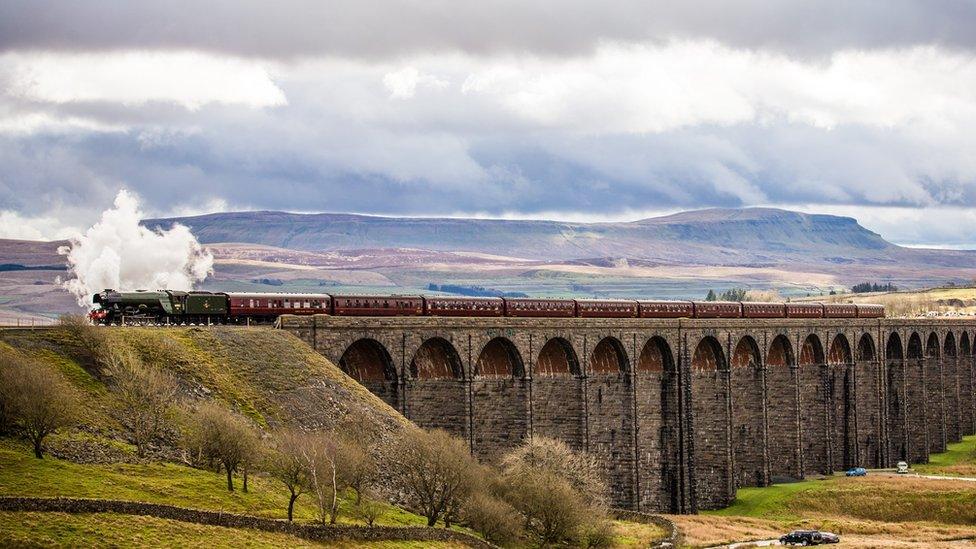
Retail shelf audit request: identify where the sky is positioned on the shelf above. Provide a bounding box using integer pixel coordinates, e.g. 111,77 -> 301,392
1,1 -> 976,247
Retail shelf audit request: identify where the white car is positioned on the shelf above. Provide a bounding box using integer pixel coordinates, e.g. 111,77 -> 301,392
896,461 -> 909,474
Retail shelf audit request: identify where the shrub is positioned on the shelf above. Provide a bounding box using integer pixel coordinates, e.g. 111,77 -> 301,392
392,428 -> 482,527
102,347 -> 180,457
265,428 -> 312,521
182,402 -> 260,491
354,490 -> 387,527
0,354 -> 78,458
462,491 -> 521,545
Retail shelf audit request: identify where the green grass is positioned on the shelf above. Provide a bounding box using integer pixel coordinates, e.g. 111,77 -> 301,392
915,435 -> 976,475
0,439 -> 429,527
704,479 -> 831,521
0,512 -> 467,549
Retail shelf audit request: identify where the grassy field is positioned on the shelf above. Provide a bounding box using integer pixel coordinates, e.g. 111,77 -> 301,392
795,285 -> 976,316
915,435 -> 976,476
0,512 -> 468,549
681,437 -> 976,546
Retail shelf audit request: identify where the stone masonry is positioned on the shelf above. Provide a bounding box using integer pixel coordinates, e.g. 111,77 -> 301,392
279,315 -> 976,513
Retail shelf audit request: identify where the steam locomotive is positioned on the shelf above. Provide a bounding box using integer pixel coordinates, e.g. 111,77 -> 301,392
88,289 -> 884,325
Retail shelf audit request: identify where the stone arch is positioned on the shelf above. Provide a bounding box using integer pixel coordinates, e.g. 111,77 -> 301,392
766,335 -> 794,369
926,332 -> 940,359
944,332 -> 961,443
731,336 -> 761,369
828,334 -> 855,470
799,334 -> 825,366
471,337 -> 528,461
828,334 -> 853,365
588,336 -> 636,507
908,333 -> 923,359
338,338 -> 399,408
766,335 -> 800,480
692,336 -> 726,372
590,337 -> 629,374
730,335 -> 767,488
475,337 -> 524,378
636,336 -> 682,512
405,337 -> 466,439
797,333 -> 829,475
961,332 -> 975,436
886,333 -> 904,360
535,337 -> 581,377
857,334 -> 876,362
855,333 -> 881,468
691,335 -> 732,508
532,337 -> 585,451
410,337 -> 463,380
638,336 -> 675,373
905,332 -> 928,462
886,332 -> 908,462
924,332 -> 946,453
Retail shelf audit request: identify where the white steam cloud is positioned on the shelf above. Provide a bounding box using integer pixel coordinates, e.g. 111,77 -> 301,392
60,189 -> 214,308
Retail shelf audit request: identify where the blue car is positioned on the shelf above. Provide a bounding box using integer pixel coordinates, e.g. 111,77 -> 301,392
845,467 -> 867,477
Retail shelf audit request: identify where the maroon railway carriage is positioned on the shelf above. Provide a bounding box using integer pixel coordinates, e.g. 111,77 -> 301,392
424,296 -> 504,317
332,295 -> 424,316
786,303 -> 824,318
692,301 -> 742,318
742,302 -> 788,318
575,299 -> 639,318
856,303 -> 885,318
638,300 -> 694,318
504,298 -> 577,318
227,292 -> 331,321
823,303 -> 858,318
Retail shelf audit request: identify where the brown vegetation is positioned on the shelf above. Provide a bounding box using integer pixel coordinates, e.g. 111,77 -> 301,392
0,349 -> 77,458
182,402 -> 260,491
102,347 -> 180,457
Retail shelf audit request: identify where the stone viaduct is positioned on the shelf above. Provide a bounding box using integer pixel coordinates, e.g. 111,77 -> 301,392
278,315 -> 976,513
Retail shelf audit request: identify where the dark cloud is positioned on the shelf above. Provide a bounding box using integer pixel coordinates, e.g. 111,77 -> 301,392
2,0 -> 975,59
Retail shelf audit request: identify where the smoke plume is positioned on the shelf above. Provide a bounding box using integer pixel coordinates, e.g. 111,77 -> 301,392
60,189 -> 214,308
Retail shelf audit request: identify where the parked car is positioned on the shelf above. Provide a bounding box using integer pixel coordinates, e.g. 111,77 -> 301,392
845,467 -> 867,477
779,530 -> 840,545
897,461 -> 909,474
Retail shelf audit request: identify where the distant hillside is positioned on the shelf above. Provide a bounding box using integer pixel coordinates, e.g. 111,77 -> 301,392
145,207 -> 974,268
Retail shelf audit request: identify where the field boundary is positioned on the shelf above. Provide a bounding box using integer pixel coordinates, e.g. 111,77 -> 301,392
0,496 -> 495,548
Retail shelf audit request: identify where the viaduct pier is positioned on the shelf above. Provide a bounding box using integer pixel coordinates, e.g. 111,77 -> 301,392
279,314 -> 976,513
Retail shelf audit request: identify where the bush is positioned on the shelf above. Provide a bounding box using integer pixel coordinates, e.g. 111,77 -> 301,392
462,492 -> 521,545
102,347 -> 179,457
392,428 -> 482,527
354,490 -> 387,527
182,402 -> 260,491
0,354 -> 78,458
265,428 -> 311,521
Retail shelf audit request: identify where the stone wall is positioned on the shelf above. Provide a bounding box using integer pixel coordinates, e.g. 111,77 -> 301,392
0,497 -> 494,548
279,315 -> 976,513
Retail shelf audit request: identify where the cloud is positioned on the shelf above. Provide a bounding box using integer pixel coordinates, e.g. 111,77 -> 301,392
2,1 -> 975,59
2,51 -> 286,113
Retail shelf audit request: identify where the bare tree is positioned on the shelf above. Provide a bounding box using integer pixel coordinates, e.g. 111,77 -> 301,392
183,402 -> 258,491
462,492 -> 521,545
266,429 -> 312,521
0,356 -> 77,458
300,431 -> 345,524
391,428 -> 480,527
336,432 -> 377,505
354,488 -> 386,527
102,347 -> 179,458
500,437 -> 612,546
58,314 -> 106,365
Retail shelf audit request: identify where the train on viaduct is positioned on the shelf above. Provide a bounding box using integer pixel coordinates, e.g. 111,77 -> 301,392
277,313 -> 976,513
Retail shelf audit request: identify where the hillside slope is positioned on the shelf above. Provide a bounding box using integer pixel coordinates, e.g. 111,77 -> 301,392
0,325 -> 408,446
